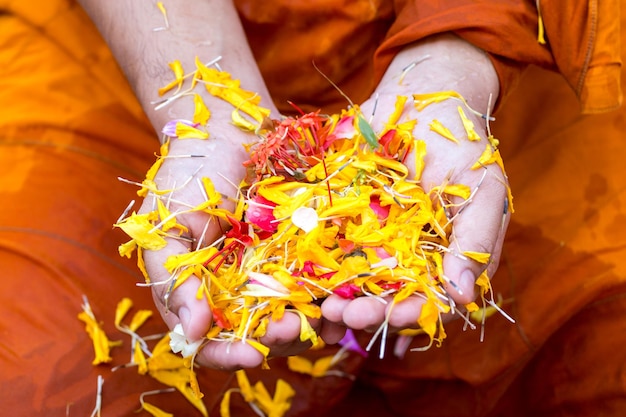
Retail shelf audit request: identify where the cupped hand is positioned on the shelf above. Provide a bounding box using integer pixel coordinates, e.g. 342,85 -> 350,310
321,34 -> 510,338
139,123 -> 321,370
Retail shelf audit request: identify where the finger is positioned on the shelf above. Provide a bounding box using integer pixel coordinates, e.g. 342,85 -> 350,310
196,340 -> 264,370
319,320 -> 347,344
320,294 -> 352,324
261,311 -> 313,346
385,295 -> 426,329
340,296 -> 387,330
143,237 -> 213,342
442,167 -> 510,305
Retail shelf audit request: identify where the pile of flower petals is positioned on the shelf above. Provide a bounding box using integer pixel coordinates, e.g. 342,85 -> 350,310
116,100 -> 495,358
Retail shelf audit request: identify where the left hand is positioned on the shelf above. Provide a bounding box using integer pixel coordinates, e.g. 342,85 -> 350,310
320,33 -> 510,340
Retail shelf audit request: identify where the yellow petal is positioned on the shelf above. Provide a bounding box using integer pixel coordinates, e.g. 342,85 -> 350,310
118,239 -> 137,258
537,10 -> 547,44
163,246 -> 218,273
288,355 -> 334,377
195,58 -> 270,122
429,119 -> 458,143
413,91 -> 466,111
175,122 -> 209,139
189,366 -> 204,400
78,300 -> 120,365
115,213 -> 168,251
441,183 -> 472,200
193,93 -> 211,125
137,247 -> 150,283
244,339 -> 270,358
475,270 -> 492,296
286,356 -> 313,375
462,251 -> 491,264
141,401 -> 174,417
128,310 -> 153,332
292,309 -> 319,346
134,342 -> 149,375
220,389 -> 235,417
268,379 -> 296,417
158,60 -> 184,96
457,106 -> 481,141
310,356 -> 335,377
232,108 -> 257,132
156,198 -> 187,234
471,143 -> 494,169
114,297 -> 133,327
413,139 -> 427,181
465,301 -> 479,313
148,367 -> 208,417
417,298 -> 441,340
253,381 -> 273,413
386,95 -> 408,126
235,369 -> 255,402
201,177 -> 222,207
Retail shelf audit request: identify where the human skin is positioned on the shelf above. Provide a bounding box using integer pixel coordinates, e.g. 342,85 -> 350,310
77,0 -> 508,369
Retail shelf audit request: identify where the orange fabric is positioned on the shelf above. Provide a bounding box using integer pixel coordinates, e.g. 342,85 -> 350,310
237,0 -> 621,113
1,1 -> 625,416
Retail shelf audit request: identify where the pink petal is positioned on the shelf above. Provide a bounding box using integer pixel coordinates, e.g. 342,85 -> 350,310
161,119 -> 196,137
339,329 -> 368,357
246,195 -> 277,232
369,196 -> 389,223
334,283 -> 361,299
333,115 -> 356,139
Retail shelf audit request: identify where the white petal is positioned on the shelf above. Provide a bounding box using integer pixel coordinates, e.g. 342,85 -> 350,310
292,206 -> 318,233
169,323 -> 202,358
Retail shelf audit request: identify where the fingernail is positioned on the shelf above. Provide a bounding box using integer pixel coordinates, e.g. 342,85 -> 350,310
178,306 -> 191,336
459,269 -> 476,295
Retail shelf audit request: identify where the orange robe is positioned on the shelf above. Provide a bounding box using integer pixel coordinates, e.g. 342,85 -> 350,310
0,0 -> 624,416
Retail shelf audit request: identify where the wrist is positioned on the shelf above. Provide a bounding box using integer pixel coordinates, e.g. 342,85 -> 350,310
376,33 -> 499,115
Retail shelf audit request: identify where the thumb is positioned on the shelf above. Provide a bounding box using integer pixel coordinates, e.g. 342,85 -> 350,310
143,237 -> 213,342
442,168 -> 510,306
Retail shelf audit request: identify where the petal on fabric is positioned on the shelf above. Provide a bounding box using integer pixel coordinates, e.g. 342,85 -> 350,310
338,328 -> 368,357
78,298 -> 120,365
114,297 -> 133,327
134,342 -> 149,375
269,379 -> 296,417
235,370 -> 255,402
220,389 -> 235,417
286,356 -> 313,374
141,401 -> 174,417
128,310 -> 153,332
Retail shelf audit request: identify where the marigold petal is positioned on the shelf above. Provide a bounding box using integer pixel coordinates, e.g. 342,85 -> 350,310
429,119 -> 458,143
